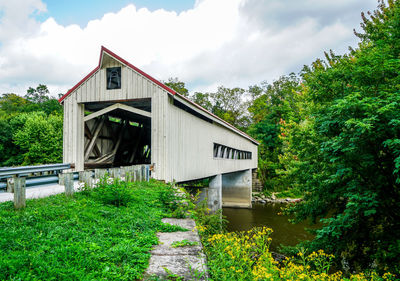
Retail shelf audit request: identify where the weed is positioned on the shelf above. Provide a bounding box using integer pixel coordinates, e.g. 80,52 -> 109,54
158,223 -> 188,233
171,239 -> 199,248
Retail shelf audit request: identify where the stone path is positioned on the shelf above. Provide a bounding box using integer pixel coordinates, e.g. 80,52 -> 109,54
0,181 -> 81,203
145,218 -> 208,280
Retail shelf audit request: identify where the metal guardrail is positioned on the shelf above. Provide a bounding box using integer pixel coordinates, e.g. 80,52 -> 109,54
0,163 -> 71,180
0,173 -> 79,191
0,163 -> 150,192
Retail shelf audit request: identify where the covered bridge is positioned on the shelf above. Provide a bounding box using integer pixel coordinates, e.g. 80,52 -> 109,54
59,46 -> 258,208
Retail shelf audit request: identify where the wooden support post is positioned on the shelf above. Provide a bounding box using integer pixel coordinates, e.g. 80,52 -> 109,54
6,177 -> 15,193
141,165 -> 146,182
121,166 -> 131,181
130,166 -> 136,182
94,169 -> 107,180
79,171 -> 92,188
64,173 -> 74,197
135,166 -> 142,181
127,167 -> 135,182
109,168 -> 121,179
145,165 -> 150,182
58,173 -> 65,185
14,177 -> 26,209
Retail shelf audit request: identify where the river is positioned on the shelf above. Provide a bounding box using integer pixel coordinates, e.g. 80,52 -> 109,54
185,187 -> 317,250
223,203 -> 317,251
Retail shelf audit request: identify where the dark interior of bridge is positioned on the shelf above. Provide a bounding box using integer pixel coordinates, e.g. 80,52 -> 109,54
83,99 -> 151,169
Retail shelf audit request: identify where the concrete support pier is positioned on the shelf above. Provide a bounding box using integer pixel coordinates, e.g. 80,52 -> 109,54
208,174 -> 222,213
222,169 -> 252,208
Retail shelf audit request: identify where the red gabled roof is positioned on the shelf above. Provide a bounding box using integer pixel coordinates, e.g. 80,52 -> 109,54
58,46 -> 177,103
58,46 -> 259,145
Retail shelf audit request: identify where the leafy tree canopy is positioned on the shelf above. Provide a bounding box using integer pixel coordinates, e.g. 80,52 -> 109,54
0,85 -> 63,166
281,0 -> 400,273
164,77 -> 189,97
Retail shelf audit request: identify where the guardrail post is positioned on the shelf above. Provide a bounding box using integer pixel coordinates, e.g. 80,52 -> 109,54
64,173 -> 74,197
14,177 -> 26,209
7,176 -> 15,193
58,173 -> 65,185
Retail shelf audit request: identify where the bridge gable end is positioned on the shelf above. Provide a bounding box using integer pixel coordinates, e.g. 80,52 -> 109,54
59,46 -> 175,104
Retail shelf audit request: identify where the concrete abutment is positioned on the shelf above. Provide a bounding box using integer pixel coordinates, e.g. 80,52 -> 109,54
207,169 -> 252,211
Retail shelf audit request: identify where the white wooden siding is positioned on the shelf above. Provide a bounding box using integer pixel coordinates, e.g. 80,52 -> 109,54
62,59 -> 169,180
165,95 -> 257,182
62,51 -> 257,182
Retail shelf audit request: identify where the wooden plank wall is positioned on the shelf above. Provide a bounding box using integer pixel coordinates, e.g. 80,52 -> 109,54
62,59 -> 168,180
62,53 -> 257,182
166,95 -> 258,183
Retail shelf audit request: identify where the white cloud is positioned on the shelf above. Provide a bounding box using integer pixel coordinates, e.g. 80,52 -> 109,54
0,0 -> 378,96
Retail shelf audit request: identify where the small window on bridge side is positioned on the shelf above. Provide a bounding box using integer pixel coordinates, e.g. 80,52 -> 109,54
213,143 -> 252,160
213,143 -> 219,158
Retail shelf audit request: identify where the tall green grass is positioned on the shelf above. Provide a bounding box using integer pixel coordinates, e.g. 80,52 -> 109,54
0,179 -> 179,280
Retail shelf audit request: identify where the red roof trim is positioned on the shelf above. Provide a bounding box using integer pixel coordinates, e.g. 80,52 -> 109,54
58,46 -> 177,103
58,46 -> 259,145
100,46 -> 178,95
174,93 -> 259,144
58,66 -> 99,103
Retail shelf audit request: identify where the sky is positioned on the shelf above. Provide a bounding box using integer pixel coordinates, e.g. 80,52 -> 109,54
0,0 -> 378,97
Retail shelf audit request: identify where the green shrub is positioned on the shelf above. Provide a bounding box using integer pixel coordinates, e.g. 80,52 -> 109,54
92,178 -> 134,207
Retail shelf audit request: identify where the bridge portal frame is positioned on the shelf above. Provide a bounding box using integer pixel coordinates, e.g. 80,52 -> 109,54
59,46 -> 258,184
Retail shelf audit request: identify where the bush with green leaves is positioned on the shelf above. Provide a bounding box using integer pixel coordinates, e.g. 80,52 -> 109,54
280,0 -> 400,273
92,178 -> 135,207
13,111 -> 63,165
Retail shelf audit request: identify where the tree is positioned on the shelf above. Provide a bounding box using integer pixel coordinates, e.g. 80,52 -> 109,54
164,77 -> 189,97
210,86 -> 250,130
25,84 -> 50,104
247,74 -> 301,190
191,92 -> 212,111
13,112 -> 63,165
282,0 -> 400,273
0,85 -> 63,166
0,93 -> 29,117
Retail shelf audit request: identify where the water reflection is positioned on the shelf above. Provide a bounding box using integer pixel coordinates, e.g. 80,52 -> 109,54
223,203 -> 317,250
184,186 -> 318,251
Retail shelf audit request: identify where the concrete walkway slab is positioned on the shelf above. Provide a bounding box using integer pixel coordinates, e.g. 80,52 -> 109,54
145,218 -> 208,280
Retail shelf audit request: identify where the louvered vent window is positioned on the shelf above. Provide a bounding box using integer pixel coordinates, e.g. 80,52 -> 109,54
213,143 -> 252,160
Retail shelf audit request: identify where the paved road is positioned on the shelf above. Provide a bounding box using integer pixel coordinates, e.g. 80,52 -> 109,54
0,181 -> 81,203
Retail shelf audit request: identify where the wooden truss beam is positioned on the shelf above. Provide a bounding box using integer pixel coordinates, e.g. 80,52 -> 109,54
91,120 -> 127,164
84,123 -> 101,158
83,103 -> 151,122
84,117 -> 105,161
129,125 -> 145,163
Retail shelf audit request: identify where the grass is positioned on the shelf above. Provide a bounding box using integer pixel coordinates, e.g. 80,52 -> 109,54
171,239 -> 199,248
0,179 -> 180,280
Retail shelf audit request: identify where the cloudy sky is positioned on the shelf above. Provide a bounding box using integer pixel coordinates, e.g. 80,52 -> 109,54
0,0 -> 378,97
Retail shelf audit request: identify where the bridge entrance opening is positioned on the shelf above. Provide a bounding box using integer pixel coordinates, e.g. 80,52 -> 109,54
82,99 -> 151,169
